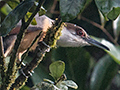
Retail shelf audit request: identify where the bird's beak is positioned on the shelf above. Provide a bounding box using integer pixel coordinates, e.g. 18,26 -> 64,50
84,37 -> 110,51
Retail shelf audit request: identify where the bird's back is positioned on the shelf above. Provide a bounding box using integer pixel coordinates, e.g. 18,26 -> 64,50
3,14 -> 54,57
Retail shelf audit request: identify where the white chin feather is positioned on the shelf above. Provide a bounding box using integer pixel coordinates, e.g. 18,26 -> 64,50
57,27 -> 90,47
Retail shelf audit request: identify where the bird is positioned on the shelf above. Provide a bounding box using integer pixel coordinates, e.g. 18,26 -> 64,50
3,14 -> 109,60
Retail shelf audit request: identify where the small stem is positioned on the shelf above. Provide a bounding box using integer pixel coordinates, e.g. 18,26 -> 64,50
3,0 -> 41,89
0,36 -> 5,59
81,16 -> 119,46
17,0 -> 46,68
9,0 -> 46,89
10,7 -> 63,89
0,36 -> 6,88
10,42 -> 49,90
3,17 -> 27,90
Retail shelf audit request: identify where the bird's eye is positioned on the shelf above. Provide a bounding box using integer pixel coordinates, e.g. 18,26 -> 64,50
76,29 -> 85,37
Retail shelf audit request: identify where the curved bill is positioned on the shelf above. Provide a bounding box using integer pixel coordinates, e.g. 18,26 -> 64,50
84,37 -> 110,51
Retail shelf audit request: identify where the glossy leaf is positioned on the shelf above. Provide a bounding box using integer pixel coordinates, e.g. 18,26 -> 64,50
61,80 -> 78,89
32,82 -> 60,90
25,12 -> 37,25
60,0 -> 86,21
112,74 -> 120,88
52,47 -> 90,90
7,0 -> 20,9
49,61 -> 65,80
39,6 -> 47,16
101,39 -> 120,64
95,0 -> 120,20
0,4 -> 12,15
107,7 -> 120,20
113,15 -> 120,38
91,37 -> 120,64
31,63 -> 51,85
0,0 -> 34,36
43,79 -> 54,84
57,83 -> 68,90
90,55 -> 118,90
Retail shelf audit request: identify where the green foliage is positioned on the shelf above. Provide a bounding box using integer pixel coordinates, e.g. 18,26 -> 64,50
90,55 -> 118,90
107,7 -> 120,20
91,37 -> 120,64
95,0 -> 120,20
103,41 -> 120,64
0,4 -> 12,15
7,0 -> 20,9
113,15 -> 120,38
60,0 -> 86,21
52,47 -> 90,90
31,61 -> 78,90
49,60 -> 65,81
25,12 -> 37,25
0,0 -> 35,36
38,6 -> 47,16
1,0 -> 120,90
60,80 -> 78,89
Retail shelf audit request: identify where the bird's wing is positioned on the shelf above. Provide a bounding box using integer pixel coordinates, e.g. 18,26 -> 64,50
4,14 -> 54,57
9,14 -> 54,35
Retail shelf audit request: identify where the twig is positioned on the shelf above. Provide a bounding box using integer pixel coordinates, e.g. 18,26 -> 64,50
0,36 -> 6,87
10,41 -> 49,90
2,15 -> 27,90
81,16 -> 119,45
18,31 -> 42,67
1,0 -> 38,89
0,36 -> 5,62
10,13 -> 63,89
50,0 -> 60,14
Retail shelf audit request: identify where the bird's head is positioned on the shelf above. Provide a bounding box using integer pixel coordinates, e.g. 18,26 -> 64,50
57,23 -> 109,51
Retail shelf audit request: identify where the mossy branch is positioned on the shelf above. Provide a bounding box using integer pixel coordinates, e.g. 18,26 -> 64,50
10,17 -> 64,90
0,36 -> 6,88
1,0 -> 45,90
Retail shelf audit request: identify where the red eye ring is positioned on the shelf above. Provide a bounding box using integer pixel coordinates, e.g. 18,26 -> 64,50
76,29 -> 85,37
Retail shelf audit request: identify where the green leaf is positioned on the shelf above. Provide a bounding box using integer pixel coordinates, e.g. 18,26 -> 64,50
20,85 -> 30,90
39,6 -> 47,16
0,0 -> 34,36
32,82 -> 60,90
52,47 -> 90,90
112,74 -> 120,88
95,0 -> 120,20
107,7 -> 120,20
43,79 -> 54,84
31,62 -> 51,84
101,40 -> 120,64
7,0 -> 20,9
0,4 -> 12,15
57,83 -> 68,90
25,12 -> 37,25
90,55 -> 118,90
49,61 -> 65,80
61,80 -> 78,89
60,0 -> 86,21
113,15 -> 120,38
91,37 -> 120,64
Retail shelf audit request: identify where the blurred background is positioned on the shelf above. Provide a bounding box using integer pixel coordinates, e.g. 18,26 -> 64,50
0,0 -> 120,90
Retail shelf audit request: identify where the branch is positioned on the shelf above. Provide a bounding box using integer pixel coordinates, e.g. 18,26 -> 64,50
1,0 -> 45,89
50,0 -> 60,14
18,31 -> 42,67
10,16 -> 63,90
0,36 -> 6,87
0,36 -> 5,65
81,16 -> 119,46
